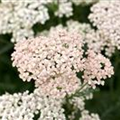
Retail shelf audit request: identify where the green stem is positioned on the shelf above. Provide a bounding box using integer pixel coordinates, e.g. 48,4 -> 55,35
68,82 -> 88,99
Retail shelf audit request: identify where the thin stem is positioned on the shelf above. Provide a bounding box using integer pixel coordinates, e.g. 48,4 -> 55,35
68,82 -> 88,99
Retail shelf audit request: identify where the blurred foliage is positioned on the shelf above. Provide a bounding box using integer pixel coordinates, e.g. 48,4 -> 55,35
0,4 -> 120,120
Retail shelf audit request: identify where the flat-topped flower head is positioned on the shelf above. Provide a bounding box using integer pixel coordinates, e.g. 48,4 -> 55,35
54,0 -> 73,17
12,29 -> 114,98
83,50 -> 114,88
89,0 -> 120,56
12,29 -> 84,98
0,0 -> 51,42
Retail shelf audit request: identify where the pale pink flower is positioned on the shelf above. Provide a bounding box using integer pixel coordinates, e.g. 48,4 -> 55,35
89,0 -> 120,56
12,29 -> 114,98
83,50 -> 114,88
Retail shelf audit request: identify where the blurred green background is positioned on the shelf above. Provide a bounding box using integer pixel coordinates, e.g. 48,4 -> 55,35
0,4 -> 120,120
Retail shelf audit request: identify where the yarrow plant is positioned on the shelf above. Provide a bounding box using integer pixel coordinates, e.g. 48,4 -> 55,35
12,29 -> 113,98
0,0 -> 119,120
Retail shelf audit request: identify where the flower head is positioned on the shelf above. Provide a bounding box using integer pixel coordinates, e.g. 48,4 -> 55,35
89,0 -> 120,56
12,29 -> 84,98
12,29 -> 114,98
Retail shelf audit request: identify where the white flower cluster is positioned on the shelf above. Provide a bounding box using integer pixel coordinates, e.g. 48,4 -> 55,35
0,0 -> 74,42
0,88 -> 100,120
89,0 -> 120,56
0,1 -> 117,119
80,110 -> 100,120
40,20 -> 104,54
83,50 -> 113,88
0,88 -> 66,120
12,29 -> 114,98
67,94 -> 100,120
0,0 -> 51,42
54,0 -> 73,17
66,20 -> 119,56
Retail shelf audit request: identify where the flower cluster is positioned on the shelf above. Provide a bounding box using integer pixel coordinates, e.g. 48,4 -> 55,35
69,93 -> 100,120
40,20 -> 105,54
0,0 -> 51,42
0,0 -> 74,42
0,1 -> 117,120
12,29 -> 114,98
67,21 -> 104,52
40,20 -> 113,56
0,88 -> 66,120
0,87 -> 100,120
80,110 -> 100,120
46,19 -> 119,56
54,0 -> 73,17
89,0 -> 120,56
12,29 -> 84,98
